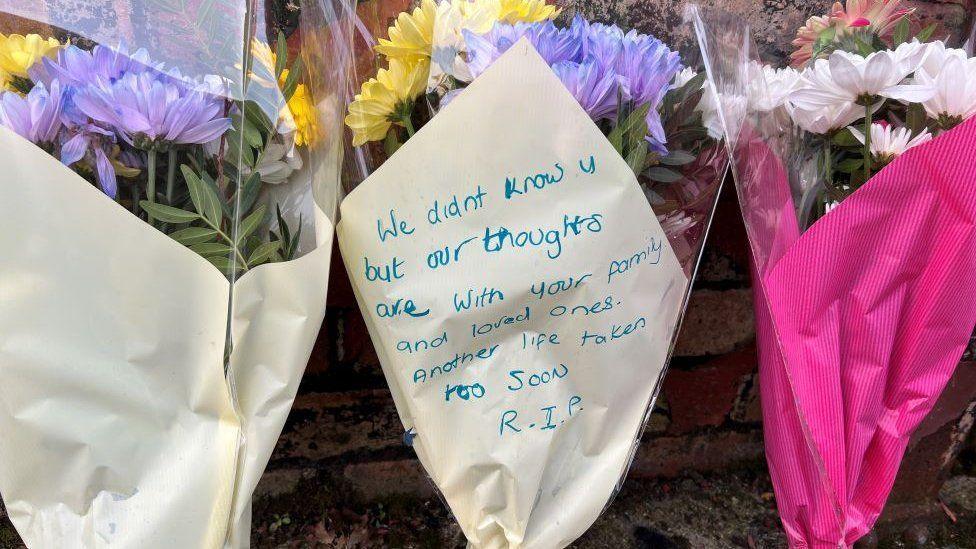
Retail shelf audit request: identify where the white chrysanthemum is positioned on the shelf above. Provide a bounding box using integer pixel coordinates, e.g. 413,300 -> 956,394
913,54 -> 976,123
915,41 -> 968,79
787,102 -> 863,135
746,62 -> 801,113
244,137 -> 303,184
670,66 -> 698,89
790,45 -> 934,112
849,122 -> 932,161
668,67 -> 736,140
430,0 -> 498,83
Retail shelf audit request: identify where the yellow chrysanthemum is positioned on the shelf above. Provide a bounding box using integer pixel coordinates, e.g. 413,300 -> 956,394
0,33 -> 60,79
345,58 -> 429,146
375,0 -> 558,63
246,39 -> 320,147
494,0 -> 560,24
375,0 -> 438,63
287,80 -> 320,147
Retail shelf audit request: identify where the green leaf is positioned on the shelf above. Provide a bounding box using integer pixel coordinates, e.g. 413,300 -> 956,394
275,203 -> 291,245
892,16 -> 910,47
243,117 -> 263,149
281,57 -> 303,100
206,254 -> 243,274
287,216 -> 303,260
832,128 -> 861,147
915,23 -> 937,43
660,150 -> 696,166
680,72 -> 706,98
274,30 -> 288,79
906,102 -> 928,134
625,146 -> 647,176
244,100 -> 275,134
191,242 -> 234,256
836,158 -> 863,174
248,240 -> 281,266
140,201 -> 200,223
183,164 -> 224,228
236,204 -> 267,243
625,103 -> 652,146
170,227 -> 218,246
645,167 -> 683,183
811,26 -> 837,61
238,171 -> 262,215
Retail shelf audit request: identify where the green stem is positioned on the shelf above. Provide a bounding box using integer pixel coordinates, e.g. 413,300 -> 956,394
402,115 -> 416,138
824,138 -> 833,188
130,184 -> 140,214
146,149 -> 157,224
863,104 -> 872,183
166,149 -> 178,205
200,215 -> 250,271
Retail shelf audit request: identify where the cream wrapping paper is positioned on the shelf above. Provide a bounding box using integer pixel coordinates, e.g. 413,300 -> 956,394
0,125 -> 335,548
338,42 -> 689,548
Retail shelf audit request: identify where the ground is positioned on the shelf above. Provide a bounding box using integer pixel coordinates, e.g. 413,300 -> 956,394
1,455 -> 974,547
242,459 -> 976,548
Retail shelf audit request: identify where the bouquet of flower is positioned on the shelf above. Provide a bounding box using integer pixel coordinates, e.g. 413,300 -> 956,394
336,1 -> 729,546
704,1 -> 976,545
0,0 -> 348,545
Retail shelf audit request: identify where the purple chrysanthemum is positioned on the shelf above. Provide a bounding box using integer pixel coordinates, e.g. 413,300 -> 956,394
464,18 -> 683,153
31,43 -> 159,88
58,114 -> 123,198
72,70 -> 231,150
464,19 -> 584,78
551,60 -> 618,120
0,81 -> 65,145
613,31 -> 682,153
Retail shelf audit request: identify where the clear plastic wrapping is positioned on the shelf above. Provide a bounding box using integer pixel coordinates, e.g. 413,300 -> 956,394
0,0 -> 349,546
334,2 -> 732,546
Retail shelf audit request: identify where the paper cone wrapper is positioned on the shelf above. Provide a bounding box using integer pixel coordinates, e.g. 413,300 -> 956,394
0,125 -> 335,548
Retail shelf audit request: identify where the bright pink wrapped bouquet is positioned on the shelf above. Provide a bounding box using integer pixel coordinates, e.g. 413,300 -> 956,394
701,1 -> 976,546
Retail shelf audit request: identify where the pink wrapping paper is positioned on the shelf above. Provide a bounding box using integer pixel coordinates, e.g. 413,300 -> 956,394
739,117 -> 976,547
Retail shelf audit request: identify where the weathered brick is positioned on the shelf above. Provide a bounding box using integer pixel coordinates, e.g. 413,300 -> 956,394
673,289 -> 755,357
663,346 -> 757,434
885,362 -> 976,505
630,430 -> 765,478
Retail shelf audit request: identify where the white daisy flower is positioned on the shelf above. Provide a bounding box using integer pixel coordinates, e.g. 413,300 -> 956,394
915,40 -> 969,79
747,63 -> 801,113
787,102 -> 863,135
790,46 -> 934,112
667,67 -> 734,140
848,122 -> 933,162
913,54 -> 976,124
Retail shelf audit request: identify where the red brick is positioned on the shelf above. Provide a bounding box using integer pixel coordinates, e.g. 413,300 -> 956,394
663,346 -> 757,434
629,430 -> 764,478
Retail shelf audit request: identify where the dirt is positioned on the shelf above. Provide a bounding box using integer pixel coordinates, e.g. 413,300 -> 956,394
1,460 -> 974,548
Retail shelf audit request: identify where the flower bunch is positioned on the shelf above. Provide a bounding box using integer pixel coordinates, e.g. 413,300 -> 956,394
752,0 -> 976,223
791,0 -> 916,68
345,3 -> 716,167
345,0 -> 558,146
345,0 -> 725,264
0,32 -> 314,275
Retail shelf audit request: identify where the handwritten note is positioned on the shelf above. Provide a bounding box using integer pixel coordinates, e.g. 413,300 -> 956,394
337,41 -> 688,549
